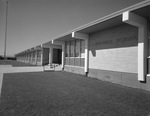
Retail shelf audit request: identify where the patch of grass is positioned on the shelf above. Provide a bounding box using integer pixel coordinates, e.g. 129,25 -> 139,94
0,71 -> 150,116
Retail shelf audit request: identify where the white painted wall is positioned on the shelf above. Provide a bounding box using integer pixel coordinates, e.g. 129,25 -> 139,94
89,47 -> 138,73
89,24 -> 138,73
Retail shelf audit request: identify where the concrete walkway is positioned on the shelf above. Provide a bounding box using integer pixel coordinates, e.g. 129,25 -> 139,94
0,66 -> 43,73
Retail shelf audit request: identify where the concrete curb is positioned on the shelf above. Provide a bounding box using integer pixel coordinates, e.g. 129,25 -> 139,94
0,66 -> 43,73
0,73 -> 3,97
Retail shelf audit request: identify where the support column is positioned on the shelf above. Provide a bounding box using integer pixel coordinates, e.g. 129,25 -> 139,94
41,48 -> 43,66
72,32 -> 89,75
28,53 -> 29,63
23,53 -> 25,62
31,52 -> 33,64
49,47 -> 53,64
21,55 -> 22,62
29,53 -> 31,64
25,53 -> 26,63
26,54 -> 27,63
85,38 -> 89,74
35,51 -> 38,65
22,55 -> 23,62
62,44 -> 65,69
123,11 -> 148,81
29,52 -> 31,64
23,54 -> 24,62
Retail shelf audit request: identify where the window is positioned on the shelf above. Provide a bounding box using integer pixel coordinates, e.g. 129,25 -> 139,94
75,39 -> 80,57
37,50 -> 41,58
81,40 -> 85,58
65,42 -> 67,57
70,40 -> 74,57
65,41 -> 69,57
64,39 -> 85,67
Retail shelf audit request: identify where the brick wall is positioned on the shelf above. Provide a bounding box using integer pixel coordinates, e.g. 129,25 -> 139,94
89,24 -> 138,73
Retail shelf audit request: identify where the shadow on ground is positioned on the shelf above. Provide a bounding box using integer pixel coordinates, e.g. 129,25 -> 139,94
0,71 -> 150,116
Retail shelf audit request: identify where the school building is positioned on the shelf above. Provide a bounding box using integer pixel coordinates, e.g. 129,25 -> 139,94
15,0 -> 150,91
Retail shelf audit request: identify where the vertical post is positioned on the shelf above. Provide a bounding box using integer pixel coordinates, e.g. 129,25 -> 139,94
138,28 -> 145,80
49,47 -> 53,64
62,44 -> 65,69
41,48 -> 43,66
28,53 -> 29,63
29,53 -> 30,63
24,54 -> 25,62
35,51 -> 38,65
72,32 -> 89,75
30,52 -> 33,64
79,39 -> 81,65
23,54 -> 25,62
4,0 -> 8,63
122,11 -> 147,81
25,53 -> 27,63
85,38 -> 89,75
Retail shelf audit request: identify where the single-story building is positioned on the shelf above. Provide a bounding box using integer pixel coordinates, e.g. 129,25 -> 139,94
15,42 -> 62,66
16,0 -> 150,91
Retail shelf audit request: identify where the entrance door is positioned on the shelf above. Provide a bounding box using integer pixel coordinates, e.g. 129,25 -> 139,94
53,49 -> 62,64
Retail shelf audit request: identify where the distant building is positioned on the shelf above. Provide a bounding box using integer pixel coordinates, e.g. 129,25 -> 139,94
15,1 -> 150,91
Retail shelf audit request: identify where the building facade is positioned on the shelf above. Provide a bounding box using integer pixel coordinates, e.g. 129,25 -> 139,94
16,1 -> 150,91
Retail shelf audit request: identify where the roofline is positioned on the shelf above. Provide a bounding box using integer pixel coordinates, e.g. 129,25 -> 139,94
70,0 -> 150,33
52,0 -> 150,41
16,0 -> 150,55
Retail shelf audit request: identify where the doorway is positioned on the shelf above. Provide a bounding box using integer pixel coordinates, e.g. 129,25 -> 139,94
53,49 -> 62,64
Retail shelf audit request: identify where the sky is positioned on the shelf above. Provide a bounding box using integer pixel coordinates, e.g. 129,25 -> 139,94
0,0 -> 145,56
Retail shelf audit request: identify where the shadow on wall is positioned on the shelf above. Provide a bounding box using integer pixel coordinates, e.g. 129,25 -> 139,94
89,24 -> 138,57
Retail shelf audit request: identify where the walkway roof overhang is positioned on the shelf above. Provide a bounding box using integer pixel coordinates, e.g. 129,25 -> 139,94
34,45 -> 42,50
41,41 -> 62,48
15,45 -> 42,56
54,0 -> 150,41
16,1 -> 150,55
